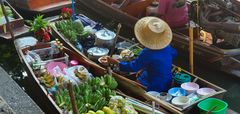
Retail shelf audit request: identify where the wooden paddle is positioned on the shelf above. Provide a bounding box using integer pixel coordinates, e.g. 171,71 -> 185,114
1,0 -> 15,40
107,23 -> 122,75
110,23 -> 122,56
67,82 -> 78,114
189,22 -> 194,74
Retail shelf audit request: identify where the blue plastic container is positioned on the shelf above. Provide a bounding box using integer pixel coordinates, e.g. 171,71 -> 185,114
168,87 -> 186,97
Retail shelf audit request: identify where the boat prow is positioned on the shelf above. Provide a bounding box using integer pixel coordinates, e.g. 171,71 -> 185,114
7,0 -> 72,13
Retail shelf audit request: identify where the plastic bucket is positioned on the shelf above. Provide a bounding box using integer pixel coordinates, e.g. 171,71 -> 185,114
197,98 -> 228,114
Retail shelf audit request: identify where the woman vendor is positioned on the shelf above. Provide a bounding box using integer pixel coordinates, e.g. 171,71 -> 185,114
158,0 -> 188,28
102,17 -> 177,92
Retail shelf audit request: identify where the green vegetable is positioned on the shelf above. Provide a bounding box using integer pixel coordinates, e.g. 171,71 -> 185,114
104,75 -> 118,90
0,5 -> 14,19
55,19 -> 89,43
29,15 -> 49,33
54,76 -> 118,113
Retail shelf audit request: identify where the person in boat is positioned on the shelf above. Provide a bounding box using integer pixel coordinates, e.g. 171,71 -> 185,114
101,17 -> 177,92
157,0 -> 189,28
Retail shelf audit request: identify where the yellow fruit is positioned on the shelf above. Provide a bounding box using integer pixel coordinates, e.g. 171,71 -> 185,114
88,110 -> 96,114
96,110 -> 105,114
102,106 -> 115,114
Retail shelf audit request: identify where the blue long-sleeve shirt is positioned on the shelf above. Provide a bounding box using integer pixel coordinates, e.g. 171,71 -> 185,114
119,45 -> 177,92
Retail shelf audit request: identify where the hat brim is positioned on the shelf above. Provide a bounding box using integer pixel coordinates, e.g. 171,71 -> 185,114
134,17 -> 173,50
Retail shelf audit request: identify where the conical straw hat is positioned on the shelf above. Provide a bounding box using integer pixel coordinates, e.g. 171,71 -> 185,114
134,17 -> 173,49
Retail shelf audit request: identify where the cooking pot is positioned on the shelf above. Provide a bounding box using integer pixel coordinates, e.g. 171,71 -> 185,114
87,47 -> 109,61
95,29 -> 116,48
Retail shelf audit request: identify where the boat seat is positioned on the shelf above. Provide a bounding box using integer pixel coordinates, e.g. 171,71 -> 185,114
121,0 -> 154,17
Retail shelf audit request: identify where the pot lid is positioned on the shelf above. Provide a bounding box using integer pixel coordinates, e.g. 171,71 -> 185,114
87,47 -> 109,56
95,29 -> 116,40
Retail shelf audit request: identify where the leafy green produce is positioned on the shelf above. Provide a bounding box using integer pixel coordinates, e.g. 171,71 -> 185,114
55,75 -> 118,113
132,48 -> 142,56
55,19 -> 89,43
0,5 -> 14,19
29,15 -> 49,33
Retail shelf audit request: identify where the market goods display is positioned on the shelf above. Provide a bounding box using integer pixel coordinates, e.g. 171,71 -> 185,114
0,5 -> 13,18
0,5 -> 14,25
55,75 -> 118,113
55,19 -> 89,43
39,72 -> 55,88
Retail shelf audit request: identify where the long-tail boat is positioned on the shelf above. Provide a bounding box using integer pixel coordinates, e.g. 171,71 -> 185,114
0,1 -> 28,39
7,0 -> 72,13
77,0 -> 240,78
48,14 -> 226,114
14,37 -> 171,114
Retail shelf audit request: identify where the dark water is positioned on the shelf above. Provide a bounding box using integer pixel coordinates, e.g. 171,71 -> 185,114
0,3 -> 239,113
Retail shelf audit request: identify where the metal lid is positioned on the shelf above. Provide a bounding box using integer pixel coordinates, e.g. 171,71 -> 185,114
95,29 -> 116,40
87,47 -> 109,56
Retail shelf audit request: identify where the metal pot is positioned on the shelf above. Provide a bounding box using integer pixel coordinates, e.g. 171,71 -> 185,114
87,47 -> 109,61
95,29 -> 116,48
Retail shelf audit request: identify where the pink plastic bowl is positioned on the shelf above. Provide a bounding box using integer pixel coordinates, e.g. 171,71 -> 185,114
181,82 -> 199,95
46,62 -> 67,77
197,88 -> 216,97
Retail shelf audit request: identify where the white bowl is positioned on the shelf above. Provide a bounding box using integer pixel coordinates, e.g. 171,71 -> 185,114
197,88 -> 216,97
181,82 -> 199,95
147,91 -> 160,98
171,96 -> 190,108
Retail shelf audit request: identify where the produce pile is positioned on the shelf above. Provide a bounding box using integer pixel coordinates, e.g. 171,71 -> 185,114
29,15 -> 51,42
55,20 -> 89,43
0,5 -> 14,25
0,5 -> 13,18
55,75 -> 118,113
86,95 -> 138,114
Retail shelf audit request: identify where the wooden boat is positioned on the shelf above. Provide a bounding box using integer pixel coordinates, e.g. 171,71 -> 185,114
77,0 -> 240,78
0,1 -> 28,39
7,0 -> 72,13
49,15 -> 226,114
14,37 -> 171,114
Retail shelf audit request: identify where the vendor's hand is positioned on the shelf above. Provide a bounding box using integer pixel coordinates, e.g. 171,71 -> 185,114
99,56 -> 119,66
107,56 -> 120,64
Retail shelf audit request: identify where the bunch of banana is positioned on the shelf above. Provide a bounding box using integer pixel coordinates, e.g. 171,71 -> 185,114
57,76 -> 65,88
74,69 -> 87,81
40,72 -> 55,88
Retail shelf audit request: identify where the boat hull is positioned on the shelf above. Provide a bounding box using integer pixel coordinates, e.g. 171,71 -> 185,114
50,15 -> 226,113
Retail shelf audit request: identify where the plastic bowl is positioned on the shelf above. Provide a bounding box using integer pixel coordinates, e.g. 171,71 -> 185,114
159,92 -> 172,102
171,96 -> 190,108
147,91 -> 160,98
46,62 -> 67,77
98,56 -> 108,65
197,88 -> 216,97
181,82 -> 200,95
168,87 -> 186,97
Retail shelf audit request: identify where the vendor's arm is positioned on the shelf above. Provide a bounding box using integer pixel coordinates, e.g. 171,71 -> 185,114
119,49 -> 150,72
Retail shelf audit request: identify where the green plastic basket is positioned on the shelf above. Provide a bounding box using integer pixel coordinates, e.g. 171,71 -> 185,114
197,98 -> 228,114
